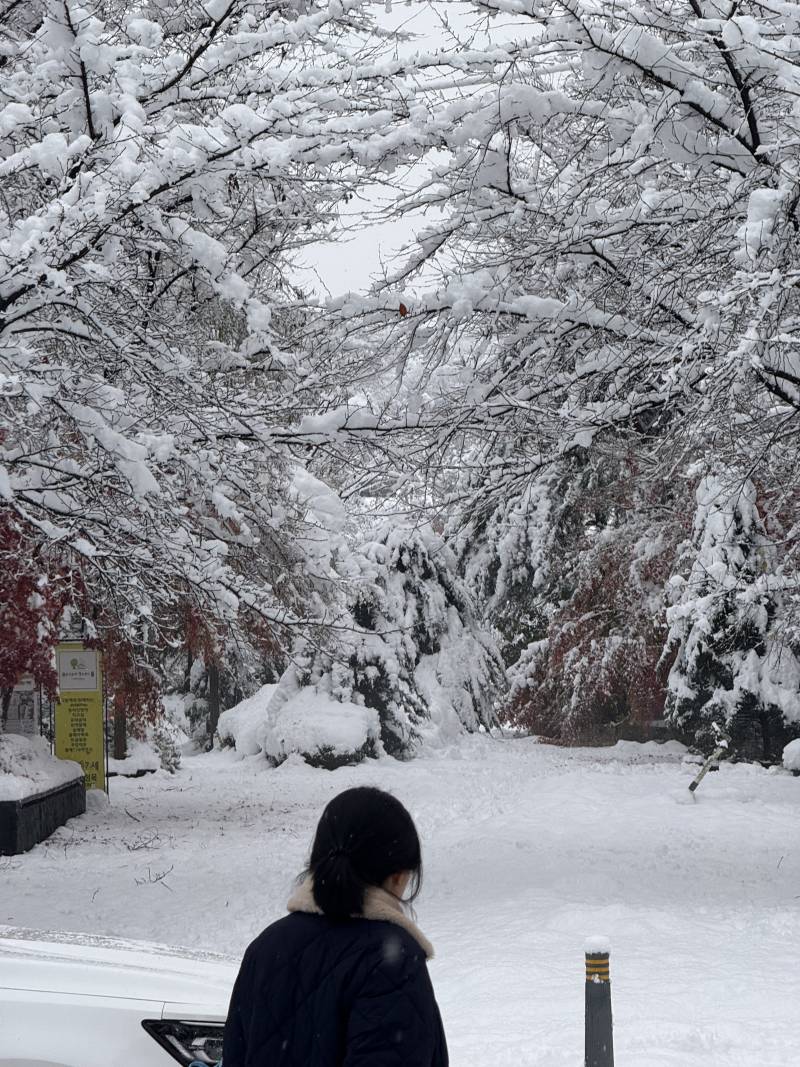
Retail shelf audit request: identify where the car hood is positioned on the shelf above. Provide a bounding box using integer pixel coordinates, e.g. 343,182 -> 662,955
0,926 -> 238,1014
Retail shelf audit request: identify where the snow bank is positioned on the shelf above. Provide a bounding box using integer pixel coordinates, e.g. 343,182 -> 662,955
783,738 -> 800,774
610,740 -> 688,760
0,734 -> 83,801
260,690 -> 379,770
217,684 -> 278,756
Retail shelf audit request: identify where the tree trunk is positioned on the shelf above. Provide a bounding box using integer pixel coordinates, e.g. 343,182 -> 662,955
1,688 -> 12,730
207,664 -> 220,743
113,700 -> 127,760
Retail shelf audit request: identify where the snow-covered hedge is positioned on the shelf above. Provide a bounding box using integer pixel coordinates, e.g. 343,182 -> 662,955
0,735 -> 83,801
107,738 -> 160,777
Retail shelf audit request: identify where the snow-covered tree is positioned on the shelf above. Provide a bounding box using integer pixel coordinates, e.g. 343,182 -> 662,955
666,474 -> 800,760
268,523 -> 505,757
318,1 -> 800,752
374,0 -> 800,448
0,0 -> 436,677
456,443 -> 688,740
0,512 -> 74,722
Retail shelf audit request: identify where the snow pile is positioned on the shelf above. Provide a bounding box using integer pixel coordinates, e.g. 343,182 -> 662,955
0,734 -> 83,801
260,690 -> 379,770
584,934 -> 611,955
107,738 -> 159,777
783,738 -> 800,773
217,684 -> 278,757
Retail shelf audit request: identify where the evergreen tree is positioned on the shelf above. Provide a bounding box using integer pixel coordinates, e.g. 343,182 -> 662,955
666,475 -> 800,760
271,524 -> 505,758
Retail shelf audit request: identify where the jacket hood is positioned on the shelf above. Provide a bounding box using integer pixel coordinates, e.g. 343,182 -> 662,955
287,879 -> 434,960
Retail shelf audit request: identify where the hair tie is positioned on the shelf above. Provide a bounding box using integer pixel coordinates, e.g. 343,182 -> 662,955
329,847 -> 349,860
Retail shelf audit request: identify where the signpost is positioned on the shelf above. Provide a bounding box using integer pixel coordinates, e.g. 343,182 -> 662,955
4,675 -> 39,736
54,642 -> 106,792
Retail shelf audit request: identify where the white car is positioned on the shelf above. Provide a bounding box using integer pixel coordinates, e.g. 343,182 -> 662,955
0,927 -> 237,1067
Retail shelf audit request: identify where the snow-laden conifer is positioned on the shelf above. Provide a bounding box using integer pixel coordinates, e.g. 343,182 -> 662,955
242,523 -> 504,760
665,473 -> 800,760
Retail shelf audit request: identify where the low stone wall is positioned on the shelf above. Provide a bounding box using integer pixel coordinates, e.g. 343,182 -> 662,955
0,778 -> 86,855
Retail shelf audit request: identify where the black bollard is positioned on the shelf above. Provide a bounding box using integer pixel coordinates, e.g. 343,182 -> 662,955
585,949 -> 614,1067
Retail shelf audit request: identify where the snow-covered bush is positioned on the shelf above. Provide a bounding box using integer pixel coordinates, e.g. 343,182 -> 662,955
260,691 -> 379,770
217,682 -> 378,768
217,684 -> 278,757
107,738 -> 160,777
152,720 -> 182,775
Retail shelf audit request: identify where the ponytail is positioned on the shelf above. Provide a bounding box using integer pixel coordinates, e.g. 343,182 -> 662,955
311,851 -> 365,920
306,787 -> 422,921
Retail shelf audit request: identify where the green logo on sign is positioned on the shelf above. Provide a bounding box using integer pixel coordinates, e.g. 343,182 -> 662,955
71,658 -> 80,670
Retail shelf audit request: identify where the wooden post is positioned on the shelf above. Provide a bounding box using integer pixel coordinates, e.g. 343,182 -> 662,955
585,947 -> 614,1067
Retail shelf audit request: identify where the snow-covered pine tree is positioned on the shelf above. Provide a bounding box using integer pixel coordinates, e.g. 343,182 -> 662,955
272,524 -> 505,758
666,474 -> 800,761
356,524 -> 504,752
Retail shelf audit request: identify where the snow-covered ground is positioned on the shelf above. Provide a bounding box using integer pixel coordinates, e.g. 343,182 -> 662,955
2,738 -> 798,1066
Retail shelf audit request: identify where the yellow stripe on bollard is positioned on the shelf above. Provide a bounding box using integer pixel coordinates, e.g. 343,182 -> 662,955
585,953 -> 610,982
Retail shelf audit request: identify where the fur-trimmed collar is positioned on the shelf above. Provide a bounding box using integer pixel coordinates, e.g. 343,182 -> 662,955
287,879 -> 434,960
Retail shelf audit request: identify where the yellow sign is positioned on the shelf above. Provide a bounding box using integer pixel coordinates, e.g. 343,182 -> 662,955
54,642 -> 105,791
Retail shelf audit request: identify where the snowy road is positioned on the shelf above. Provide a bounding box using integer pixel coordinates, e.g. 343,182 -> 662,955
2,738 -> 798,1066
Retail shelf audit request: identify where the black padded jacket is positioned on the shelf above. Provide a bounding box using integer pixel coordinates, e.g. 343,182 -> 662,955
222,883 -> 448,1067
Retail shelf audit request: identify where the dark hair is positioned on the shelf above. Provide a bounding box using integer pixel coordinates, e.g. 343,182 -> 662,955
307,787 -> 422,920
